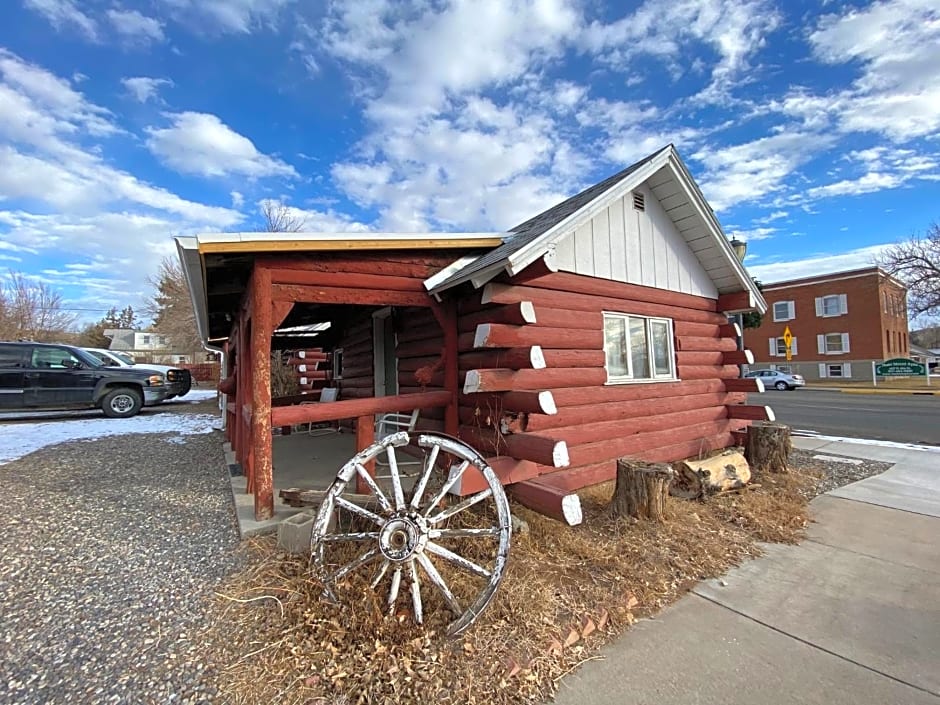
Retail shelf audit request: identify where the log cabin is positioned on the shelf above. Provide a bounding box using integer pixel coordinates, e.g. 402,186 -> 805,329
177,144 -> 768,521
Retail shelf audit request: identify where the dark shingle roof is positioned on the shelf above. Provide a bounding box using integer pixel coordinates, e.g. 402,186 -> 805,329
430,145 -> 671,292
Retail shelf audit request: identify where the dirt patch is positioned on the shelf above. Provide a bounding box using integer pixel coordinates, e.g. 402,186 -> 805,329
204,461 -> 818,705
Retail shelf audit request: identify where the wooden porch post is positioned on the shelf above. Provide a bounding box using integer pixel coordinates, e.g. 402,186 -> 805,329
251,265 -> 275,520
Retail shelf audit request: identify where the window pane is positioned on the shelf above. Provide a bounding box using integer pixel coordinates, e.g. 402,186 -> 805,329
775,338 -> 787,355
825,333 -> 843,352
629,317 -> 650,379
823,296 -> 840,315
828,364 -> 843,377
604,316 -> 628,377
650,320 -> 671,376
773,302 -> 788,319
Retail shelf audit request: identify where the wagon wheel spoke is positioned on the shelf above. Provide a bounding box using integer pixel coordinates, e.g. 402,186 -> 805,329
431,527 -> 501,539
387,565 -> 403,613
409,560 -> 423,624
409,443 -> 440,510
371,559 -> 390,588
354,463 -> 393,514
425,541 -> 491,579
328,546 -> 380,584
385,445 -> 406,511
320,531 -> 380,543
417,553 -> 461,614
427,488 -> 493,525
423,460 -> 470,516
334,496 -> 384,526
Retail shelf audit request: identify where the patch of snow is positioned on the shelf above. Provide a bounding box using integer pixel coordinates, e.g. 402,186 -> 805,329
812,454 -> 863,465
0,414 -> 221,466
179,389 -> 218,402
794,430 -> 940,454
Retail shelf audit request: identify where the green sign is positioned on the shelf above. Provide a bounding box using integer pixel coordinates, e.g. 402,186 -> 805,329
875,358 -> 926,376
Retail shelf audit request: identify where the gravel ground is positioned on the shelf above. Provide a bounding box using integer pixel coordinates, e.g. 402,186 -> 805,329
788,448 -> 894,495
0,417 -> 241,705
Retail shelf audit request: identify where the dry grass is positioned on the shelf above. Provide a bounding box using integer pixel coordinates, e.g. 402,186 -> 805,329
806,377 -> 938,391
203,462 -> 818,705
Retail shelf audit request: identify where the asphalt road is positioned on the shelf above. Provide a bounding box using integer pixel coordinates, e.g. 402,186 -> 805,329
752,389 -> 940,446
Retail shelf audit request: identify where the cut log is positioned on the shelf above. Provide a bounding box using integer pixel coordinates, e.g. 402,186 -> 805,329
457,302 -> 537,332
727,404 -> 775,422
447,456 -> 540,496
510,481 -> 583,525
676,336 -> 737,352
458,426 -> 569,468
459,346 -> 546,370
722,349 -> 754,365
609,459 -> 674,521
676,364 -> 742,380
463,367 -> 608,393
745,421 -> 792,474
474,323 -> 604,350
459,390 -> 557,415
723,377 -> 765,393
541,349 -> 606,368
526,307 -> 603,331
717,290 -> 757,313
669,448 -> 751,499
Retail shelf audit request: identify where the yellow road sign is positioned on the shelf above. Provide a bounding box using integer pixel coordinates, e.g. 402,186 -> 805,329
783,326 -> 793,349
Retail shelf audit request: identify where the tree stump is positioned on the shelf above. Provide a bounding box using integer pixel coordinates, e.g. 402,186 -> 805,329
671,449 -> 751,499
745,421 -> 792,473
610,459 -> 674,521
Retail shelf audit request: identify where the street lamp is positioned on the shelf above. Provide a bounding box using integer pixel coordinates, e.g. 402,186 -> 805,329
728,236 -> 748,375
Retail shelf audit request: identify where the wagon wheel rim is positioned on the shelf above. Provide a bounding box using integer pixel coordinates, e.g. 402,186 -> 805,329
310,432 -> 512,636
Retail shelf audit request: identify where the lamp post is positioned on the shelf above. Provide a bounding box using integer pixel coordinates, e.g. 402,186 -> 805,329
728,237 -> 747,375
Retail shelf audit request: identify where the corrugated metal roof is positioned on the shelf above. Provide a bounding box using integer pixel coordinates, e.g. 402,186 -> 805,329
429,146 -> 670,292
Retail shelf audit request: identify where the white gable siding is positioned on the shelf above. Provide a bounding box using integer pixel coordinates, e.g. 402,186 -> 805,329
554,183 -> 718,298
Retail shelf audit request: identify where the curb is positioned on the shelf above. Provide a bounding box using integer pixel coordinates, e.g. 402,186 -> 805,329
839,389 -> 939,396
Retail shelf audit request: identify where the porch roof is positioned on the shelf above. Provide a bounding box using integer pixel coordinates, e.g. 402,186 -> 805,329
176,232 -> 505,345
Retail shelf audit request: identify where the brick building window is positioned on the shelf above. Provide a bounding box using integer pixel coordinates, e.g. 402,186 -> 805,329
818,333 -> 850,354
820,363 -> 852,378
769,336 -> 798,356
815,294 -> 847,317
886,329 -> 891,352
603,313 -> 675,383
773,301 -> 795,322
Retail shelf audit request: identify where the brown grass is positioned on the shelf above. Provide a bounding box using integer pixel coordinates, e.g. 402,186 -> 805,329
203,462 -> 818,705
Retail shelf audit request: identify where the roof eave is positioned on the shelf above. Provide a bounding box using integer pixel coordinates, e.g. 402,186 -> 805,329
175,236 -> 212,346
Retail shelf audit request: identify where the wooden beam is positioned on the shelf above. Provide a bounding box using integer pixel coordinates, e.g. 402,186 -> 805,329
463,367 -> 608,393
541,349 -> 606,368
459,390 -> 557,415
270,390 -> 452,426
262,255 -> 444,280
459,346 -> 546,370
200,236 -> 502,254
550,378 -> 723,407
397,338 -> 446,359
527,306 -> 603,331
474,323 -> 604,350
272,301 -> 294,330
525,391 -> 742,432
722,349 -> 755,365
510,481 -> 583,525
251,265 -> 274,521
727,405 -> 775,422
542,406 -> 727,447
482,283 -> 730,325
717,290 -> 756,313
458,427 -> 569,468
271,283 -> 430,307
457,302 -> 537,332
719,321 -> 742,338
676,364 -> 742,380
446,456 -> 541,496
675,336 -> 738,352
723,377 -> 765,393
676,351 -> 724,366
355,414 -> 376,494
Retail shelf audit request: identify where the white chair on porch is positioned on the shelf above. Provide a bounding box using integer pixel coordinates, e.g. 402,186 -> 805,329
374,409 -> 422,476
304,387 -> 340,436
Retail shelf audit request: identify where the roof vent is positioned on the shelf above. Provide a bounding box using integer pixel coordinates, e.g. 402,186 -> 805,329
632,191 -> 645,211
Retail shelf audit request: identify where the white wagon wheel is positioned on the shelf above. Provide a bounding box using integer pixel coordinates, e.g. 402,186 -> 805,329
310,432 -> 512,636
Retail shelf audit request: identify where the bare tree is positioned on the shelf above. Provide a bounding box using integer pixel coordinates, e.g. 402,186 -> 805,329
0,271 -> 76,342
876,223 -> 940,318
261,199 -> 307,233
144,257 -> 203,358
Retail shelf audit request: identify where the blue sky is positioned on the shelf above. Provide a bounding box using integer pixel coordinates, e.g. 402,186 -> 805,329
1,0 -> 938,323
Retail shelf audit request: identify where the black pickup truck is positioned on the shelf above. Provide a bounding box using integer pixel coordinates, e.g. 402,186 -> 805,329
0,341 -> 171,418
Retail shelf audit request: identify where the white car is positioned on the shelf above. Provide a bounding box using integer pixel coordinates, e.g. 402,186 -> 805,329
744,369 -> 806,391
83,348 -> 192,400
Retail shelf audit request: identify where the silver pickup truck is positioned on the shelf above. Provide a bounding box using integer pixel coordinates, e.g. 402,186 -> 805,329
83,348 -> 192,401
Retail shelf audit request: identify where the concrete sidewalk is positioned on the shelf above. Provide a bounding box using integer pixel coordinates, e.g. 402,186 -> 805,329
553,438 -> 940,705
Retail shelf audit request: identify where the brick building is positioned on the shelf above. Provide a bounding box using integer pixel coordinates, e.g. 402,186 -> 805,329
743,266 -> 909,382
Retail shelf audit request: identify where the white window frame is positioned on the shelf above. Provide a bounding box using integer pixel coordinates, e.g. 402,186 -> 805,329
815,294 -> 848,318
769,336 -> 798,357
332,347 -> 344,380
817,333 -> 851,355
603,312 -> 676,384
773,301 -> 795,322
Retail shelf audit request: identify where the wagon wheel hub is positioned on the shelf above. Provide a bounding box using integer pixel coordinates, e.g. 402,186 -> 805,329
379,514 -> 427,561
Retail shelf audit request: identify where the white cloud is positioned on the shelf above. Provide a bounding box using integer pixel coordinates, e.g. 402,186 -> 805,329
159,0 -> 295,34
805,172 -> 904,199
727,226 -> 776,242
107,9 -> 165,44
748,244 -> 890,284
257,199 -> 370,232
777,0 -> 940,141
121,77 -> 173,103
691,131 -> 835,211
145,112 -> 298,179
231,191 -> 245,209
581,0 -> 780,102
23,0 -> 98,40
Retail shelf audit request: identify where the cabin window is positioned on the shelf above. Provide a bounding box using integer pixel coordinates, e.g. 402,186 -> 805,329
603,313 -> 676,383
332,347 -> 344,380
